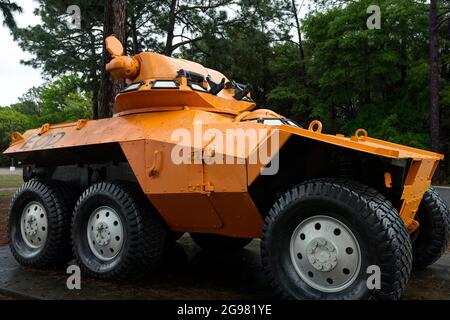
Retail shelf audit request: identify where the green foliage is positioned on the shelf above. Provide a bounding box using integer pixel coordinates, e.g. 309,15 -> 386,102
2,0 -> 448,168
13,0 -> 103,117
182,0 -> 291,104
182,0 -> 433,151
0,75 -> 91,165
14,0 -> 103,78
298,0 -> 431,148
0,107 -> 32,166
38,75 -> 92,124
0,0 -> 22,29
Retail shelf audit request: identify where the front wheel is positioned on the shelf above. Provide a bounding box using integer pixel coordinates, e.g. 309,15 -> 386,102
261,179 -> 412,300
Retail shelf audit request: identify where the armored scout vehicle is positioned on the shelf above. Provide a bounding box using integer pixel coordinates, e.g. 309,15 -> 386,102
4,36 -> 450,300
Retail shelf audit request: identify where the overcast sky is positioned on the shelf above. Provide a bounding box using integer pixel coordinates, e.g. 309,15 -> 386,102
0,0 -> 42,106
0,0 -> 311,107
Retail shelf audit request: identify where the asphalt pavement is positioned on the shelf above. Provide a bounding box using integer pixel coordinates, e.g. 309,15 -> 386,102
434,186 -> 450,205
0,179 -> 447,300
0,234 -> 448,300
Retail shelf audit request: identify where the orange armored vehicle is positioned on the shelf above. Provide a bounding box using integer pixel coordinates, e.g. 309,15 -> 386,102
4,36 -> 449,300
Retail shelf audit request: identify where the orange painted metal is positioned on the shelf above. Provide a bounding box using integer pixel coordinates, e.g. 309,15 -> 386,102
10,131 -> 25,145
384,172 -> 393,188
280,124 -> 443,160
105,35 -> 124,57
106,55 -> 140,80
3,36 -> 444,236
400,159 -> 438,233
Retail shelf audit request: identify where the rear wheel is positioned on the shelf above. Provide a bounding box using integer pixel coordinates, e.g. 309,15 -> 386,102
9,180 -> 77,268
190,233 -> 252,251
261,179 -> 412,300
411,188 -> 450,270
71,182 -> 166,279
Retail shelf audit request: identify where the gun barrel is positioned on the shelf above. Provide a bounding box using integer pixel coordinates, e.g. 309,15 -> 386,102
106,56 -> 140,80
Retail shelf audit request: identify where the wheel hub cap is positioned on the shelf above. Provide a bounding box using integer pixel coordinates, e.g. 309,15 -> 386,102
20,202 -> 48,250
307,238 -> 338,272
87,206 -> 124,261
290,215 -> 361,293
95,222 -> 111,246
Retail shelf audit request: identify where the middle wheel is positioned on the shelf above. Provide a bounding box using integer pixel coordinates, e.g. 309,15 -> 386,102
71,182 -> 167,279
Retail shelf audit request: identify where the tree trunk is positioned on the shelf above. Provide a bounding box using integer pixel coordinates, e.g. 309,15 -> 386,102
446,11 -> 450,80
91,79 -> 99,120
99,0 -> 126,119
291,0 -> 310,110
429,0 -> 439,153
130,12 -> 140,54
89,32 -> 99,120
164,0 -> 177,57
291,0 -> 305,71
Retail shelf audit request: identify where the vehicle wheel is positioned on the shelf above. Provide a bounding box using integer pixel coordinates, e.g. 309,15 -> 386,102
411,188 -> 450,270
71,182 -> 167,279
261,178 -> 412,300
9,180 -> 77,268
190,233 -> 252,251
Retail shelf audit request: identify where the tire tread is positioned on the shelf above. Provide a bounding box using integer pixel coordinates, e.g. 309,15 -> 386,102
261,178 -> 412,300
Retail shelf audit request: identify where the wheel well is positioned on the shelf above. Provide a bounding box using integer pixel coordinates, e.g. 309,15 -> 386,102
21,143 -> 138,190
248,135 -> 409,215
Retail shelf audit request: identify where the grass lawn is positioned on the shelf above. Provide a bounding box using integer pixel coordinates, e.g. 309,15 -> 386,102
0,175 -> 23,189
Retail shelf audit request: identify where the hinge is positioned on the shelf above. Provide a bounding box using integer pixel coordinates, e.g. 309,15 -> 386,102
187,182 -> 215,196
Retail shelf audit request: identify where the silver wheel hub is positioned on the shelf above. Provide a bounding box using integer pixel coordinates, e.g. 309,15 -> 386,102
306,238 -> 338,272
20,202 -> 48,250
87,206 -> 124,261
290,215 -> 361,293
94,222 -> 111,246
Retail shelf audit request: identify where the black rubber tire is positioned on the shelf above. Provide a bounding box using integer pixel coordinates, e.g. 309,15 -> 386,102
261,178 -> 412,300
411,187 -> 450,270
71,181 -> 167,279
8,180 -> 77,268
190,233 -> 253,251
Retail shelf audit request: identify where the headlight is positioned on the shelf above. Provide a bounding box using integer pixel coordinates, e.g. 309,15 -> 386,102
151,80 -> 179,89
